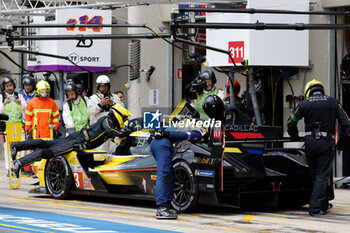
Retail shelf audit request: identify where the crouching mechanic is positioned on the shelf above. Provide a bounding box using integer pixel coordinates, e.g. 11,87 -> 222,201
11,104 -> 133,178
150,129 -> 202,219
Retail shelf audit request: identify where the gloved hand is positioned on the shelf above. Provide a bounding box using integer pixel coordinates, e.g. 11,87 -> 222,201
119,127 -> 132,137
73,143 -> 85,151
54,130 -> 62,139
188,130 -> 202,142
287,127 -> 299,139
153,129 -> 170,139
67,128 -> 75,134
27,133 -> 33,141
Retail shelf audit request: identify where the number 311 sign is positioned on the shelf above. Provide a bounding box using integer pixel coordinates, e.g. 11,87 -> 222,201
228,41 -> 244,64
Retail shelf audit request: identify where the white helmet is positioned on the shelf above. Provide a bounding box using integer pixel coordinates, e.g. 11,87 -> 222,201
96,75 -> 110,90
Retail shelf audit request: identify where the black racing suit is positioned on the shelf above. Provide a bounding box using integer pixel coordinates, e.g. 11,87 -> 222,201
287,92 -> 350,214
15,116 -> 131,166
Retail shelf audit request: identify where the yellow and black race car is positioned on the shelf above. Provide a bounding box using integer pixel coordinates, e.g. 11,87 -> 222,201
36,103 -> 312,212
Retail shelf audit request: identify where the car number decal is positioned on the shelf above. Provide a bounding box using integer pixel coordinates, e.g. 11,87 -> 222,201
73,172 -> 83,189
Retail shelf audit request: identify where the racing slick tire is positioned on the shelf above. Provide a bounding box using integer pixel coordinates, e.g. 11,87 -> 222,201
45,156 -> 74,199
171,160 -> 199,212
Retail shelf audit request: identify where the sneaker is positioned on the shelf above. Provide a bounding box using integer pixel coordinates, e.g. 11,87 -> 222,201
10,142 -> 17,162
309,209 -> 329,216
12,159 -> 22,179
156,206 -> 178,219
166,203 -> 179,214
320,203 -> 333,215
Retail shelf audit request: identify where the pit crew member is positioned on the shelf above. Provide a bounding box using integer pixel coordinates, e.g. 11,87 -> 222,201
151,129 -> 202,219
62,82 -> 89,135
11,104 -> 133,179
25,80 -> 60,140
287,79 -> 350,216
0,76 -> 27,171
87,75 -> 121,152
18,74 -> 36,104
203,94 -> 252,125
191,69 -> 224,120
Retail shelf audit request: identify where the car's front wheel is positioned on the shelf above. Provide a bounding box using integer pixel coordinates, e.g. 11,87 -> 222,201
171,161 -> 198,212
45,156 -> 73,199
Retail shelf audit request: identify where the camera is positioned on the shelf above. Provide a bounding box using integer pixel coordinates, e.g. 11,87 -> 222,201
184,75 -> 206,100
191,75 -> 206,94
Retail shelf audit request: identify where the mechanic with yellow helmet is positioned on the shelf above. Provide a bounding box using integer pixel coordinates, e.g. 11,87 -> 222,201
287,79 -> 350,216
25,80 -> 60,140
11,104 -> 133,179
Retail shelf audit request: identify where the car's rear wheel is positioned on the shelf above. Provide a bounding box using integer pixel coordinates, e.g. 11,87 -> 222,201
45,156 -> 73,199
172,161 -> 198,212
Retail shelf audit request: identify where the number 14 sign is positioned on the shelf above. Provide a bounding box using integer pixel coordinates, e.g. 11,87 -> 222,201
228,41 -> 244,64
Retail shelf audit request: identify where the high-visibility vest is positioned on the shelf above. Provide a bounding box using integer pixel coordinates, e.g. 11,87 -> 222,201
4,102 -> 22,123
70,96 -> 89,132
25,96 -> 60,140
194,88 -> 220,120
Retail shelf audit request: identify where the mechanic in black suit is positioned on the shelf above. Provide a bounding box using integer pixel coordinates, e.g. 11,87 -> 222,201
11,104 -> 133,179
287,79 -> 350,216
202,94 -> 253,126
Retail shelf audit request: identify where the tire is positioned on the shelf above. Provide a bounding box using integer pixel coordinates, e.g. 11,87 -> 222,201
45,156 -> 73,199
171,161 -> 198,212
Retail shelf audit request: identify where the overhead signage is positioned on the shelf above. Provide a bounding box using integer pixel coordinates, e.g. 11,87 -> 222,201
27,9 -> 111,72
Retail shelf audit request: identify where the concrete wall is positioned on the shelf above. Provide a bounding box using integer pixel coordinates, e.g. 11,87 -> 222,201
283,0 -> 332,137
127,4 -> 179,117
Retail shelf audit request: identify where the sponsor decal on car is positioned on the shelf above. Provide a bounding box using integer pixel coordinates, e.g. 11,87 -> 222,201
194,156 -> 216,165
83,178 -> 92,190
195,170 -> 214,177
151,175 -> 157,180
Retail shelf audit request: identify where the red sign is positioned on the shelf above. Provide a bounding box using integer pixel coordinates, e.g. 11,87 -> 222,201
213,126 -> 222,139
228,41 -> 244,64
178,68 -> 182,79
73,172 -> 84,189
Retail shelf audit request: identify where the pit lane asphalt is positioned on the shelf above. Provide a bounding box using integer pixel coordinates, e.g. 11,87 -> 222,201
0,163 -> 350,233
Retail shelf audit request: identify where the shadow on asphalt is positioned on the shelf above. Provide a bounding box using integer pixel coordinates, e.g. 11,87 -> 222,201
31,194 -> 308,215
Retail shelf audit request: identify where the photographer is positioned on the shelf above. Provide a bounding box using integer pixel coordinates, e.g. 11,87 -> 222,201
186,69 -> 224,120
87,75 -> 121,152
0,76 -> 27,172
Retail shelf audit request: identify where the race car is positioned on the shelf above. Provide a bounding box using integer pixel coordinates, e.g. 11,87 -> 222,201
34,100 -> 311,211
36,116 -> 312,212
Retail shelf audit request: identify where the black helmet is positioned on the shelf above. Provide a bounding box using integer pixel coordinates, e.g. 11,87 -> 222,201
200,69 -> 216,85
1,76 -> 16,92
22,74 -> 35,86
75,83 -> 84,96
64,83 -> 77,94
203,95 -> 225,121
